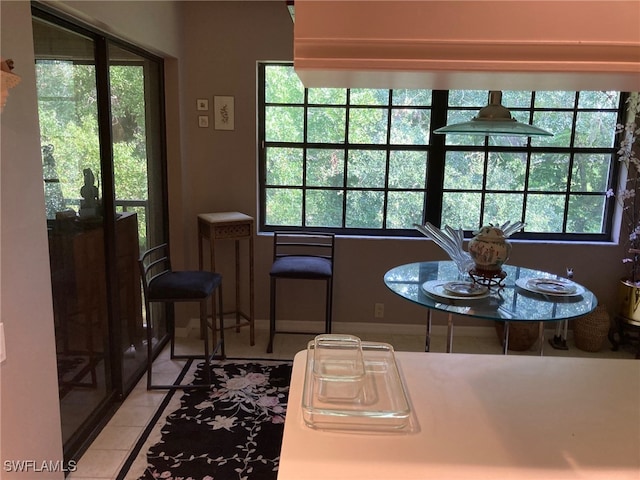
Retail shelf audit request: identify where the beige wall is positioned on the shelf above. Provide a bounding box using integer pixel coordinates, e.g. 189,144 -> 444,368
1,2 -> 64,477
176,1 -> 294,321
46,0 -> 183,58
0,0 -> 631,472
175,1 -> 628,330
0,1 -> 184,475
32,0 -> 630,333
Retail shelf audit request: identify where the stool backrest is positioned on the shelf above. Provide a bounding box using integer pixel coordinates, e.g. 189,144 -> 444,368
138,243 -> 172,296
272,231 -> 335,262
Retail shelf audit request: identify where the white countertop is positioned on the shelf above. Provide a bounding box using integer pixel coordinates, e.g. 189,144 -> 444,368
279,351 -> 640,480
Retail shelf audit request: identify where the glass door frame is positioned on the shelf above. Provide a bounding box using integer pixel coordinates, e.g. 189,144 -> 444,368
32,1 -> 170,462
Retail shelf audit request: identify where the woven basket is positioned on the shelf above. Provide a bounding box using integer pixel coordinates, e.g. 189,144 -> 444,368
495,321 -> 539,351
573,305 -> 611,352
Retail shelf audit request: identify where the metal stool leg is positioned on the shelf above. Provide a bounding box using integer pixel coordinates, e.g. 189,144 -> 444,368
216,283 -> 226,358
267,278 -> 276,353
325,278 -> 333,333
200,299 -> 211,385
146,302 -> 154,390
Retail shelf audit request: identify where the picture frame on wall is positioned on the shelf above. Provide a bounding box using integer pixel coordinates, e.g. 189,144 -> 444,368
197,98 -> 209,111
214,96 -> 234,131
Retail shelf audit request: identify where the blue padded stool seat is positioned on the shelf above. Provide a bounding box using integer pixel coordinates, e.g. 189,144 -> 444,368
149,271 -> 222,300
270,256 -> 332,279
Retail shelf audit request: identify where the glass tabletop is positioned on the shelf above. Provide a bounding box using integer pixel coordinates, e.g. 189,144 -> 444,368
384,261 -> 597,322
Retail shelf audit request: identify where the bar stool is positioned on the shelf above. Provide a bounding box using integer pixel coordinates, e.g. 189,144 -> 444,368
139,243 -> 225,389
267,231 -> 335,353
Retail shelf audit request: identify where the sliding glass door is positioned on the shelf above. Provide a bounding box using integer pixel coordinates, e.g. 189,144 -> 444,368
32,6 -> 168,462
108,43 -> 167,390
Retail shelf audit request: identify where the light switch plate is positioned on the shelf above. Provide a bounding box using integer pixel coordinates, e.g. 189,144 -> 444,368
0,322 -> 6,363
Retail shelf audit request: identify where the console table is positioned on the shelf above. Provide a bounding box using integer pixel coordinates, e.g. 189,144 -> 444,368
197,212 -> 254,345
49,213 -> 142,392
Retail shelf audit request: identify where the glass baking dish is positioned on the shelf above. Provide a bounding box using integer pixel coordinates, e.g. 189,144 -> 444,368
302,341 -> 412,432
311,334 -> 366,402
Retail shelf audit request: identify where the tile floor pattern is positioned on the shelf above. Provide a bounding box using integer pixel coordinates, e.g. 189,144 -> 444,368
68,322 -> 637,479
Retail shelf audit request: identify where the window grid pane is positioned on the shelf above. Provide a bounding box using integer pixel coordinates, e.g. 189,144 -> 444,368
260,63 -> 622,240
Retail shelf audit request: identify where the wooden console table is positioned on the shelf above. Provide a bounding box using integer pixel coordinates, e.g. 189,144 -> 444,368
49,213 -> 142,393
197,212 -> 255,345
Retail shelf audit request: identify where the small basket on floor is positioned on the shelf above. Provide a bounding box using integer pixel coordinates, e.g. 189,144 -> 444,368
495,321 -> 538,351
573,305 -> 611,352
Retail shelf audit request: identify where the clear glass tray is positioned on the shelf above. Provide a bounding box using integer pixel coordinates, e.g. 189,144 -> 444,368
302,341 -> 412,432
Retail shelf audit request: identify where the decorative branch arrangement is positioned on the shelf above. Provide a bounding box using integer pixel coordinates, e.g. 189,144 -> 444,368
608,92 -> 640,284
414,221 -> 524,276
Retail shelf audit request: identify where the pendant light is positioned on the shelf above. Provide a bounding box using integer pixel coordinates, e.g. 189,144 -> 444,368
434,91 -> 553,137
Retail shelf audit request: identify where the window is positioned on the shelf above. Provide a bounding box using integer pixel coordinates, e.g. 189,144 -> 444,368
258,63 -> 625,240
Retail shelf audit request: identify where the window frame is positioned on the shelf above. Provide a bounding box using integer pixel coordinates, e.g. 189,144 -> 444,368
258,62 -> 626,241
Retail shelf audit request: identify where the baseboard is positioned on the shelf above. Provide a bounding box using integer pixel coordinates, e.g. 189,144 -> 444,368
176,317 -> 519,339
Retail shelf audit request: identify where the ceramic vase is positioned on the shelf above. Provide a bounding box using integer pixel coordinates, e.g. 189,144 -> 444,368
617,279 -> 640,327
468,226 -> 511,273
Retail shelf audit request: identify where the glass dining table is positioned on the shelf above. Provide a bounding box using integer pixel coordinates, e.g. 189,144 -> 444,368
384,261 -> 597,355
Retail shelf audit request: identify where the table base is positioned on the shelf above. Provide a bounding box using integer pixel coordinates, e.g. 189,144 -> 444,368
424,313 -> 545,356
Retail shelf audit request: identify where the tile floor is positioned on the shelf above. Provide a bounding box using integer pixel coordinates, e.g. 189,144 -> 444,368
68,321 -> 637,479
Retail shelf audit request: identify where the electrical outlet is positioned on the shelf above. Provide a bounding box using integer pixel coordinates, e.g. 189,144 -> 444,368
374,303 -> 384,318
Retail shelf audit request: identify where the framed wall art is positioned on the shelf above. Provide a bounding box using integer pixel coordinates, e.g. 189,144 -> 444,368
214,95 -> 234,130
197,98 -> 209,111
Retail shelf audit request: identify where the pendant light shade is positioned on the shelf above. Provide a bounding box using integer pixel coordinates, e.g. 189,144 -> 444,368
434,91 -> 553,137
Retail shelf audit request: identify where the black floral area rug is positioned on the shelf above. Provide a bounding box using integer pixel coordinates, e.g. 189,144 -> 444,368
118,360 -> 292,480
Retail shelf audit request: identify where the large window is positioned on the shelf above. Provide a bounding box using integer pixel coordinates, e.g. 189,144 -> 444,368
259,63 -> 626,241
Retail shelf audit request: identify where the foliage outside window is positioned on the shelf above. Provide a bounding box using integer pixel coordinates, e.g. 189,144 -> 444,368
36,58 -> 149,245
260,63 -> 624,240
